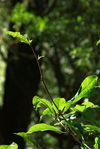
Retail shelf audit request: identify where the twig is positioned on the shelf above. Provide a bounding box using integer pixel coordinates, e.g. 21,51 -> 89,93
30,45 -> 59,113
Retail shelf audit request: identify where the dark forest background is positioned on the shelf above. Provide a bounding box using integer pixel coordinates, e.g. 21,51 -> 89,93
0,0 -> 100,148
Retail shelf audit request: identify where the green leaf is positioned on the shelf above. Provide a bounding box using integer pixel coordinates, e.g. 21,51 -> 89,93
43,108 -> 53,115
0,143 -> 18,149
53,98 -> 66,113
64,84 -> 82,113
72,75 -> 98,104
15,132 -> 37,146
71,101 -> 98,113
82,101 -> 96,108
72,104 -> 86,113
33,96 -> 54,114
80,145 -> 87,149
33,96 -> 41,111
71,102 -> 100,126
64,75 -> 98,113
94,136 -> 100,149
64,100 -> 73,113
27,123 -> 60,134
6,31 -> 30,45
96,39 -> 100,46
83,125 -> 100,133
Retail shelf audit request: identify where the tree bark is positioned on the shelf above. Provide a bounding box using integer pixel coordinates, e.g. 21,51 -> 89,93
0,43 -> 40,149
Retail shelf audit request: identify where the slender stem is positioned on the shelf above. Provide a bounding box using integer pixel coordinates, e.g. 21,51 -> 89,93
57,117 -> 82,145
83,143 -> 91,149
60,114 -> 91,149
30,45 -> 59,112
61,115 -> 82,144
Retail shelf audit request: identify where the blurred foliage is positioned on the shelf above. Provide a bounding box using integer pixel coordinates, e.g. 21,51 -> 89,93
0,55 -> 6,105
1,0 -> 100,148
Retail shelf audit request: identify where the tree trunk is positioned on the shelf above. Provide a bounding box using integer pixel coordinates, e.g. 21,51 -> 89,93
0,42 -> 40,149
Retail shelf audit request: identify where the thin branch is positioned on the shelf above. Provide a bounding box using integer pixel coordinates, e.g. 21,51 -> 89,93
30,45 -> 59,113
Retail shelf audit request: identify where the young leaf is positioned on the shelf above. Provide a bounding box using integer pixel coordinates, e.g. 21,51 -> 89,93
72,75 -> 98,104
6,31 -> 30,45
43,108 -> 53,115
0,142 -> 18,149
64,100 -> 73,113
64,75 -> 98,113
83,102 -> 100,109
83,125 -> 100,133
64,86 -> 82,113
33,96 -> 41,111
94,136 -> 100,149
71,101 -> 98,113
27,123 -> 60,134
71,104 -> 86,113
82,101 -> 96,108
33,96 -> 54,114
96,39 -> 100,46
53,98 -> 66,113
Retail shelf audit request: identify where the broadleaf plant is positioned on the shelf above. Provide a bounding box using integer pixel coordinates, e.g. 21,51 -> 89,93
6,31 -> 30,45
6,31 -> 100,149
64,75 -> 98,113
33,96 -> 54,114
0,142 -> 18,149
27,123 -> 60,134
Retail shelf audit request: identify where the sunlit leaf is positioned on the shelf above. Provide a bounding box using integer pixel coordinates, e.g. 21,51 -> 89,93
27,123 -> 60,134
53,98 -> 66,113
71,101 -> 99,113
64,100 -> 73,113
72,104 -> 86,113
72,75 -> 98,104
33,96 -> 54,114
0,142 -> 18,149
64,75 -> 98,113
6,31 -> 30,45
33,96 -> 41,111
94,136 -> 100,149
82,101 -> 95,107
43,108 -> 52,115
96,39 -> 100,46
